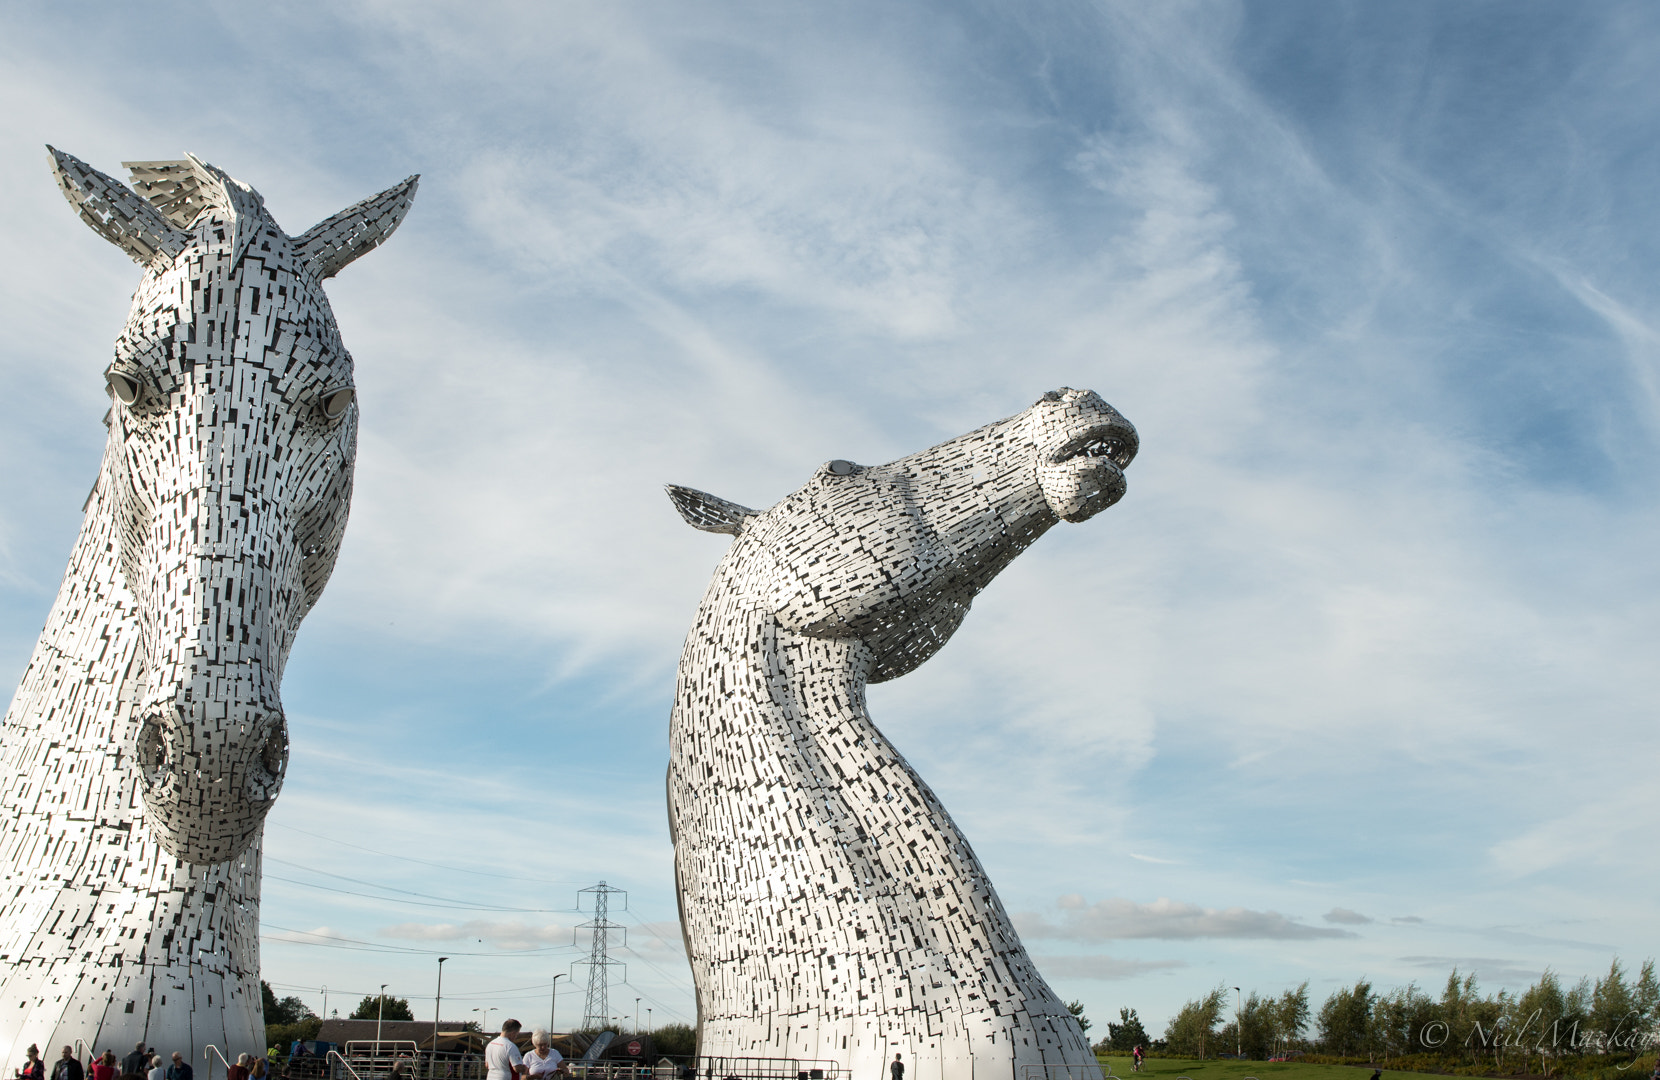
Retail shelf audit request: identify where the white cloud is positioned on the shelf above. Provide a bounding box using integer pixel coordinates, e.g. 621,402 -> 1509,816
265,925 -> 340,944
1033,954 -> 1186,981
1017,897 -> 1354,942
380,921 -> 570,951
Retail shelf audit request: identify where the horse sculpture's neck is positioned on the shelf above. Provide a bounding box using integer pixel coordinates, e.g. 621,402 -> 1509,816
672,599 -> 1085,1079
668,389 -> 1139,1080
0,468 -> 262,1059
673,600 -> 1088,1080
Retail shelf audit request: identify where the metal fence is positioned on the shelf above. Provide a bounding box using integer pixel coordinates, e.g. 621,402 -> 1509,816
1020,1064 -> 1106,1080
691,1057 -> 844,1080
269,1052 -> 700,1080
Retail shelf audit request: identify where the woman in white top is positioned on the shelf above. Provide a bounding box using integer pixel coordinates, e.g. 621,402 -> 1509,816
523,1031 -> 562,1080
145,1057 -> 164,1080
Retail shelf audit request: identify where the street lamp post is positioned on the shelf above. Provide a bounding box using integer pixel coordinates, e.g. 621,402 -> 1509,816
634,999 -> 640,1035
549,974 -> 566,1034
474,1008 -> 494,1034
646,1009 -> 651,1035
378,983 -> 389,1058
433,958 -> 450,1078
1233,987 -> 1242,1059
321,986 -> 329,1027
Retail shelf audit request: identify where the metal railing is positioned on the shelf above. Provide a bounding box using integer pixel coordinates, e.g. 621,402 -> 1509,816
691,1057 -> 844,1080
569,1065 -> 670,1080
346,1044 -> 423,1060
203,1046 -> 234,1080
1020,1064 -> 1106,1080
327,1051 -> 366,1080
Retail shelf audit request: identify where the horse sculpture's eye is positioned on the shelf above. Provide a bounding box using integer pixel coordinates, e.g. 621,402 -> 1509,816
106,369 -> 141,406
261,730 -> 287,778
321,386 -> 355,420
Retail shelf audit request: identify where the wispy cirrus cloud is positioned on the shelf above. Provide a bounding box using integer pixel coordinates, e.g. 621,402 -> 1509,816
380,920 -> 572,951
1017,896 -> 1354,942
265,925 -> 340,945
1400,956 -> 1542,986
1033,954 -> 1186,981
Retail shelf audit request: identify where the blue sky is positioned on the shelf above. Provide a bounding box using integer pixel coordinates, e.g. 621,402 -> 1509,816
4,0 -> 1659,1040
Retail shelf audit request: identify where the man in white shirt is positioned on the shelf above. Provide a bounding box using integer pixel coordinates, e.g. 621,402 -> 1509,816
485,1020 -> 526,1080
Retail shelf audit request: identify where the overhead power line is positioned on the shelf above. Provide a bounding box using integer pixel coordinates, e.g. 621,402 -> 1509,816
263,923 -> 580,957
269,823 -> 592,887
265,856 -> 576,913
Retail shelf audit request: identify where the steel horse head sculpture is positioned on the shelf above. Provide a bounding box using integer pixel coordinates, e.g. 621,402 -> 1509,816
667,389 -> 1137,1080
0,149 -> 415,1057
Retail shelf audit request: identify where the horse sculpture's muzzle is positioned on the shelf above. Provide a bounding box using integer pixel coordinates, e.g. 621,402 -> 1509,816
135,673 -> 288,865
1032,388 -> 1140,523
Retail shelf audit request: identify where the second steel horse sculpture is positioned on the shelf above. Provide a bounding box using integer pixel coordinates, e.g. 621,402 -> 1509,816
667,388 -> 1138,1080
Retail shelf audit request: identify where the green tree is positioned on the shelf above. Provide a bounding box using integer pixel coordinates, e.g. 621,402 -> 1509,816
350,994 -> 414,1021
1067,1001 -> 1092,1036
1104,1008 -> 1150,1053
1217,990 -> 1277,1059
1590,959 -> 1635,1054
266,1016 -> 322,1053
1632,960 -> 1660,1051
261,981 -> 317,1026
1228,995 -> 1274,1061
1438,968 -> 1508,1067
1316,979 -> 1374,1057
650,1023 -> 697,1057
1271,982 -> 1310,1057
1370,983 -> 1437,1059
1164,987 -> 1227,1058
1508,970 -> 1590,1077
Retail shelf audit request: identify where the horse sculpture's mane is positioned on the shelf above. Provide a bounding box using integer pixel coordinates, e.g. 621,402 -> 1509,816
0,149 -> 414,1058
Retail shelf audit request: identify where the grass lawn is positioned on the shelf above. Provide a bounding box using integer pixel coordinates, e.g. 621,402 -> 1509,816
1094,1059 -> 1431,1080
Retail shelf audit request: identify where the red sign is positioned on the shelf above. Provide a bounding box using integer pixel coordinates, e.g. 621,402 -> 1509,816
626,1041 -> 642,1057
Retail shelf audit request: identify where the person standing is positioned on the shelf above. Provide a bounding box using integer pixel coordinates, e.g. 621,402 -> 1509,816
1132,1045 -> 1143,1073
165,1053 -> 193,1080
485,1020 -> 526,1080
91,1053 -> 116,1080
146,1058 -> 163,1080
890,1054 -> 903,1080
522,1032 -> 560,1080
121,1046 -> 147,1080
225,1055 -> 248,1080
18,1046 -> 44,1080
52,1049 -> 83,1080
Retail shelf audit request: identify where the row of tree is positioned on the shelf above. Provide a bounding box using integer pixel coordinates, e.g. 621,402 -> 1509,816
1092,959 -> 1660,1069
259,985 -> 699,1058
262,987 -> 443,1051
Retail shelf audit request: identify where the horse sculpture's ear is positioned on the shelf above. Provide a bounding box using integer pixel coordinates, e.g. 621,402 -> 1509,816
48,146 -> 188,267
666,485 -> 757,536
293,175 -> 420,280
